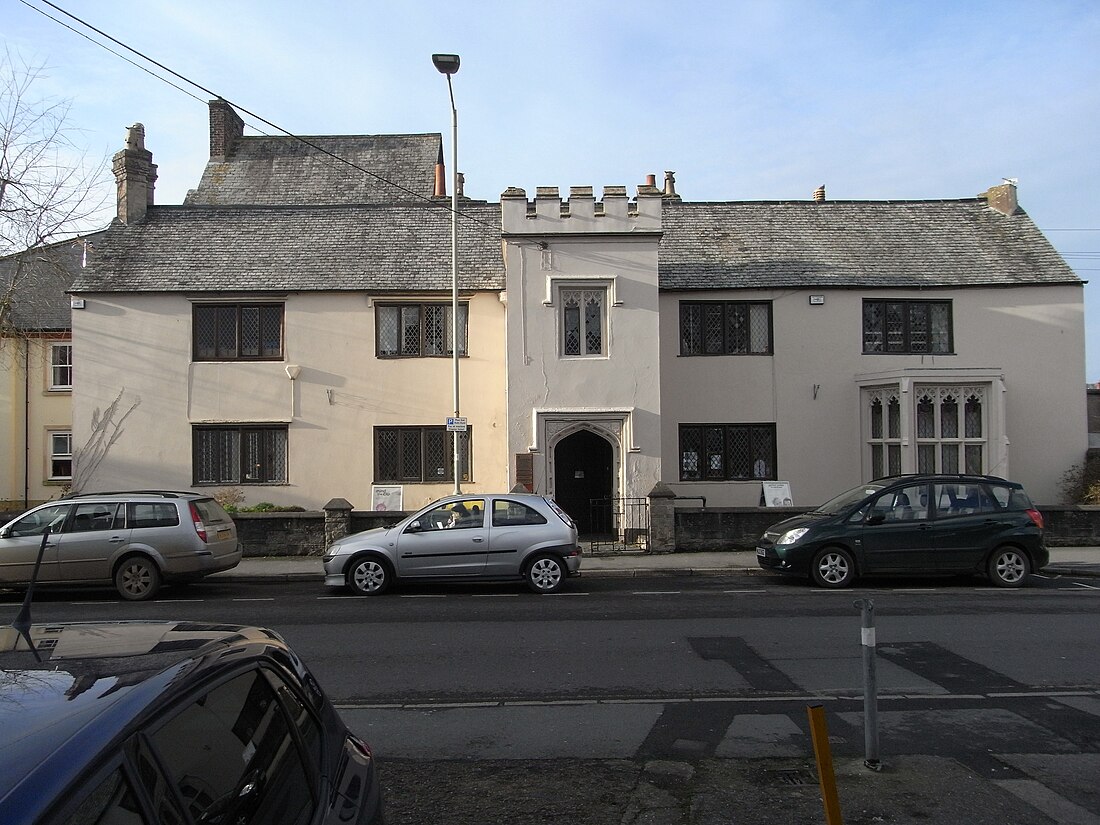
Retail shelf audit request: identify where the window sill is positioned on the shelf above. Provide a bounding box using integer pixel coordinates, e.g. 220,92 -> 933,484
193,482 -> 289,487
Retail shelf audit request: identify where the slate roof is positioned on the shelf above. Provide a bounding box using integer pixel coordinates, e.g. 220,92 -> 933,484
0,232 -> 105,330
71,205 -> 502,293
184,134 -> 442,206
659,199 -> 1080,290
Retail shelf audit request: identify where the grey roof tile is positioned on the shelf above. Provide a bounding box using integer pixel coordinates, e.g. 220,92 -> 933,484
0,231 -> 105,330
184,134 -> 442,206
72,205 -> 502,293
659,199 -> 1080,290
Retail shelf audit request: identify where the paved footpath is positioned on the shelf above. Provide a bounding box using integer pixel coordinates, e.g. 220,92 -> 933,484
214,546 -> 1100,582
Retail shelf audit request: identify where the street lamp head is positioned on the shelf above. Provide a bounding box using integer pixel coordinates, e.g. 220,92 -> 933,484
432,53 -> 461,75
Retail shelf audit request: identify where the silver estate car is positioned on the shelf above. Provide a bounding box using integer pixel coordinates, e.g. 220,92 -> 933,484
323,493 -> 581,595
0,491 -> 240,601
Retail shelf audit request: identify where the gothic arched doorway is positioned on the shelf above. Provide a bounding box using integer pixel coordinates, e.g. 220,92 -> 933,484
554,429 -> 613,536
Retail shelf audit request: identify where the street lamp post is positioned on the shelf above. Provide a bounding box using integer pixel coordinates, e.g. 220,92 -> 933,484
432,53 -> 462,494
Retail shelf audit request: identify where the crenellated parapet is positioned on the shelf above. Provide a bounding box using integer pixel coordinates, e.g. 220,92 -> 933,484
501,184 -> 662,235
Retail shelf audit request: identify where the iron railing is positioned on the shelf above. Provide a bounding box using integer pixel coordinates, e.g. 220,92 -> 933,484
585,497 -> 649,554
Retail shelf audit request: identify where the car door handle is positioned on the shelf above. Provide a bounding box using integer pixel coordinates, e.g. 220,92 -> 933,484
472,537 -> 484,543
109,536 -> 126,543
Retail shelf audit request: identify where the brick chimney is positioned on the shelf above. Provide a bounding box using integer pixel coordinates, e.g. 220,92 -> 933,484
980,181 -> 1019,216
433,145 -> 446,198
209,98 -> 244,160
112,123 -> 157,224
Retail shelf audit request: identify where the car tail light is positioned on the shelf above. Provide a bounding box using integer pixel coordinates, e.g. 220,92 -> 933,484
189,502 -> 209,542
1026,509 -> 1044,529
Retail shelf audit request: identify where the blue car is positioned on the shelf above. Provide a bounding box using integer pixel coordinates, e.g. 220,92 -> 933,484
0,621 -> 384,825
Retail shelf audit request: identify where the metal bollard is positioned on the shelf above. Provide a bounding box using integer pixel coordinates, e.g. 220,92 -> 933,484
853,598 -> 881,770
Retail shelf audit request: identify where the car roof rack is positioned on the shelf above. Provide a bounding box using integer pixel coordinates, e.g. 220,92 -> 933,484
61,490 -> 198,500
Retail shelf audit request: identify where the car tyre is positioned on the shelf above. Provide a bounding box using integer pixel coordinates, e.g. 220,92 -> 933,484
988,546 -> 1030,588
811,547 -> 856,589
114,555 -> 162,601
525,554 -> 566,594
347,555 -> 392,596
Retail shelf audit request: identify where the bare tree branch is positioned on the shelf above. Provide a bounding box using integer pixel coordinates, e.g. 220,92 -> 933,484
0,46 -> 111,345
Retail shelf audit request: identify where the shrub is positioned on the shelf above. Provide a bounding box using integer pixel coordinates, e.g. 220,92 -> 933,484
214,487 -> 247,511
1060,456 -> 1100,504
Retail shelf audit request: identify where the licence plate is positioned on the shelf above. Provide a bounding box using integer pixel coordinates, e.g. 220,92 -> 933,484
756,547 -> 766,557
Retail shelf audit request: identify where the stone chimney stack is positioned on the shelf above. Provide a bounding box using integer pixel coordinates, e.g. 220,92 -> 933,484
663,170 -> 680,201
209,98 -> 244,160
981,181 -> 1019,216
813,184 -> 826,202
112,123 -> 157,224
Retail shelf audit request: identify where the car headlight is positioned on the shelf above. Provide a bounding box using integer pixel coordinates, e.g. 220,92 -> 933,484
777,528 -> 809,545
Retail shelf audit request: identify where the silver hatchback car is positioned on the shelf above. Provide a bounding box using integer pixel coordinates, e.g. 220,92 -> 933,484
323,494 -> 581,595
0,491 -> 240,600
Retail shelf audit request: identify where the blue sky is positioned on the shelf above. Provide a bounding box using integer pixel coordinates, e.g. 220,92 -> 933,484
7,0 -> 1099,382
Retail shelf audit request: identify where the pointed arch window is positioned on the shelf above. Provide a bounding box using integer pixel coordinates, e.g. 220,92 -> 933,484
561,288 -> 605,357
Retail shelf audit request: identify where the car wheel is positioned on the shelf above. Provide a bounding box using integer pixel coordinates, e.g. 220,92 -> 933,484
988,547 -> 1030,588
811,547 -> 856,589
347,556 -> 392,596
526,554 -> 565,594
114,555 -> 162,601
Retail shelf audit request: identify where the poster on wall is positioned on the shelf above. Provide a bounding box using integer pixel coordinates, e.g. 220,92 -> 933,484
762,481 -> 793,507
371,485 -> 403,512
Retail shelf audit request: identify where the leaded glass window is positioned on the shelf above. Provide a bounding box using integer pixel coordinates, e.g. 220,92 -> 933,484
193,425 -> 287,484
679,301 -> 772,355
374,426 -> 472,483
193,304 -> 283,360
377,303 -> 468,357
862,299 -> 952,354
562,289 -> 604,356
866,385 -> 987,478
866,392 -> 903,478
678,424 -> 777,481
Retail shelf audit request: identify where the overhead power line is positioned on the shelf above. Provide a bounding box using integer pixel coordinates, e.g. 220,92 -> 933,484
18,0 -> 499,233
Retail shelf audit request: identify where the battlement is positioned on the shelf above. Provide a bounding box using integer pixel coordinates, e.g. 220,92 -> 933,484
501,184 -> 662,235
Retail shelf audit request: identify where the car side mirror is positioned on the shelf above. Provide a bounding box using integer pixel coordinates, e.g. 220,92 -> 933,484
866,513 -> 886,526
406,520 -> 423,533
0,526 -> 8,539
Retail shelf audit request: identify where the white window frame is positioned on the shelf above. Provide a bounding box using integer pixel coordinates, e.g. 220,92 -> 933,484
48,430 -> 72,481
50,342 -> 73,390
858,371 -> 1003,480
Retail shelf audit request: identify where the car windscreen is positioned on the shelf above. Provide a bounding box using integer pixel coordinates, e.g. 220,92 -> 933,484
811,482 -> 888,515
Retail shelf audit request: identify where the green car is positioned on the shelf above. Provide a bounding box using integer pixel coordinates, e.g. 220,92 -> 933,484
756,474 -> 1048,588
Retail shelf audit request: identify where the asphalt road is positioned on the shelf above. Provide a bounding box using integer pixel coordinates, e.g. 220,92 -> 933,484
4,572 -> 1099,823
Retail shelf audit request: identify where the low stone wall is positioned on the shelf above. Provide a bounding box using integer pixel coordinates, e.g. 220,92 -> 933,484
234,510 -> 407,557
670,504 -> 1100,551
673,507 -> 802,552
1037,506 -> 1100,547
